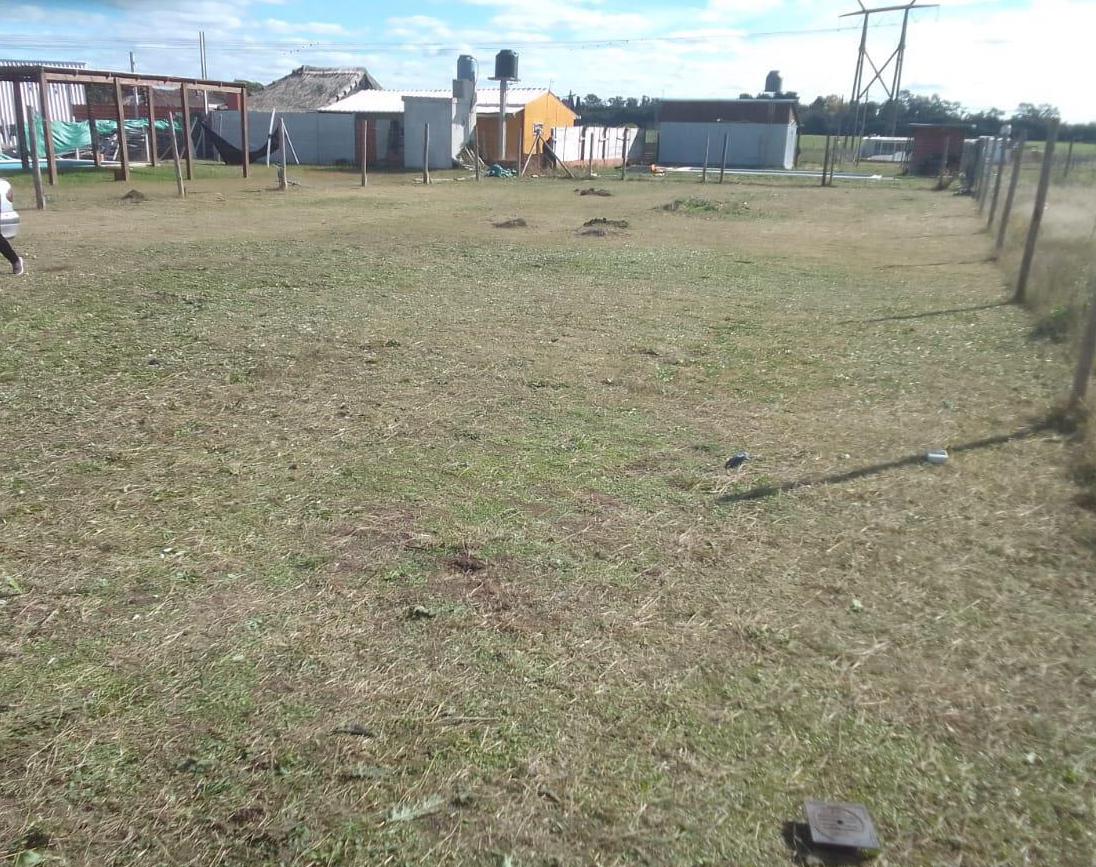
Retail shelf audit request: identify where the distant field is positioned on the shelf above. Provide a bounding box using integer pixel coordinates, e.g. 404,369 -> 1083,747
2,165 -> 1095,866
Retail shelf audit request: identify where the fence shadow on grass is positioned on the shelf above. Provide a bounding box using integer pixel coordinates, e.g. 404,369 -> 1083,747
841,300 -> 1010,326
717,420 -> 1057,505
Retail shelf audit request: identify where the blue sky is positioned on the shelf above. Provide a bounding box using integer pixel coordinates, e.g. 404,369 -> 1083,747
6,0 -> 1092,120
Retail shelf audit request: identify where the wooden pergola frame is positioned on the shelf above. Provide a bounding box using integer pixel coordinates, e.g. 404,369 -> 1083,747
0,65 -> 250,184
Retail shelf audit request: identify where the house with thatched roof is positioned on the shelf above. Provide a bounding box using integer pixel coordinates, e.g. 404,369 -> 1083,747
249,66 -> 381,112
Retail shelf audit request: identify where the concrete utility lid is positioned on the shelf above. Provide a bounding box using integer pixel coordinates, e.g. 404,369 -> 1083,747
804,800 -> 881,850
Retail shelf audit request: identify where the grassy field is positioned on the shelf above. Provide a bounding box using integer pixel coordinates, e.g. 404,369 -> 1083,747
2,164 -> 1095,866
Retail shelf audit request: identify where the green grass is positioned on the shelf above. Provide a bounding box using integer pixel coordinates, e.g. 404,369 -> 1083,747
2,164 -> 1095,866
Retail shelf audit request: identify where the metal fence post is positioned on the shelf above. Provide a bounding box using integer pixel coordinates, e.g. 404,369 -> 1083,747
701,135 -> 710,183
422,123 -> 430,185
1014,121 -> 1059,304
719,132 -> 728,183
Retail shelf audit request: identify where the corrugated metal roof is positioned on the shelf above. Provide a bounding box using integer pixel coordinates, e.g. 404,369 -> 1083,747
0,60 -> 87,133
322,87 -> 550,115
658,99 -> 798,125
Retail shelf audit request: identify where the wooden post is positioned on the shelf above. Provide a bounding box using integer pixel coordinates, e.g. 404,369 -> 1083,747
265,110 -> 276,166
1064,138 -> 1074,178
422,123 -> 430,185
587,129 -> 594,179
278,118 -> 288,191
179,84 -> 194,181
518,124 -> 524,177
89,113 -> 102,167
1014,121 -> 1059,304
360,118 -> 368,186
821,135 -> 831,187
239,88 -> 250,178
12,83 -> 30,170
986,135 -> 1009,230
701,135 -> 710,183
473,124 -> 481,182
982,139 -> 999,214
38,72 -> 59,185
113,77 -> 131,182
718,131 -> 728,183
937,137 -> 950,186
168,111 -> 185,198
995,132 -> 1026,254
26,108 -> 45,210
620,128 -> 629,181
146,86 -> 158,167
1070,275 -> 1096,408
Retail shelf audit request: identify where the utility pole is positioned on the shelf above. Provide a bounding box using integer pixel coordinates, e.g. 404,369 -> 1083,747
840,2 -> 938,143
129,51 -> 136,73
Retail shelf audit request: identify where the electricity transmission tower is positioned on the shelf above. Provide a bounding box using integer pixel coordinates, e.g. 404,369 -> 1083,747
842,1 -> 938,144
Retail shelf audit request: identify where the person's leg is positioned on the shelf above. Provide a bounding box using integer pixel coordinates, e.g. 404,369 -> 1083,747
0,235 -> 24,275
0,234 -> 17,267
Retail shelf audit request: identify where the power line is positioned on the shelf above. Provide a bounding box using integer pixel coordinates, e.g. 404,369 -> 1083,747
1,21 -> 911,56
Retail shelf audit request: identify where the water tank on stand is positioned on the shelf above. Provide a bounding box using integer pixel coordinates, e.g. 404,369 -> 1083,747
493,50 -> 519,81
765,70 -> 782,94
457,55 -> 476,82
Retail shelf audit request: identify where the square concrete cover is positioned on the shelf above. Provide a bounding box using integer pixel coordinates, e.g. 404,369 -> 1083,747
804,800 -> 881,850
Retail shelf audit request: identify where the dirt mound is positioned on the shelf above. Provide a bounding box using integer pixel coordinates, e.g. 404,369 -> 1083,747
493,218 -> 528,229
579,227 -> 609,237
121,189 -> 147,204
576,188 -> 612,197
583,218 -> 629,229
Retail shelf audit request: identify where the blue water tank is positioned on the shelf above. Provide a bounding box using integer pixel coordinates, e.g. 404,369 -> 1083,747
457,55 -> 476,82
494,50 -> 519,81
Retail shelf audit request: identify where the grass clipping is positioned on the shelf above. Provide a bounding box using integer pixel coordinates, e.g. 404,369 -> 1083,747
661,197 -> 752,217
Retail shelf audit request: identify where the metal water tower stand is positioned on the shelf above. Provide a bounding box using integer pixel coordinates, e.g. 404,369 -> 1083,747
490,50 -> 518,165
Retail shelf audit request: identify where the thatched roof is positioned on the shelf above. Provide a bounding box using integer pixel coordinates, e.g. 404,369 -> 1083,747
249,66 -> 382,112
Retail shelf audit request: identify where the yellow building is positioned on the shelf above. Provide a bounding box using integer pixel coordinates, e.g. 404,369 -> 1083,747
474,88 -> 578,164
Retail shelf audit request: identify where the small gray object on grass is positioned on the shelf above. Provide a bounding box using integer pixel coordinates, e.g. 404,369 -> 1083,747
803,799 -> 881,853
725,451 -> 751,470
926,449 -> 948,464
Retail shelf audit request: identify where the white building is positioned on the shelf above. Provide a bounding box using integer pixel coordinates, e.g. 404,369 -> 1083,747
657,98 -> 799,170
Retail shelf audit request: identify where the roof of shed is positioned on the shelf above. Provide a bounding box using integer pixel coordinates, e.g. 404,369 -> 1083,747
249,66 -> 382,111
322,87 -> 558,116
658,99 -> 798,125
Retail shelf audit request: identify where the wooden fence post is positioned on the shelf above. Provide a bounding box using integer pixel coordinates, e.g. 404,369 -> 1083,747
620,128 -> 629,181
1064,138 -> 1074,178
422,123 -> 430,185
278,118 -> 288,191
701,135 -> 710,183
821,135 -> 831,187
167,111 -> 185,198
360,118 -> 368,187
1070,275 -> 1096,408
38,71 -> 58,185
986,135 -> 1009,229
938,137 -> 951,186
26,107 -> 45,210
473,125 -> 481,181
1014,121 -> 1059,304
113,77 -> 131,182
995,132 -> 1026,254
978,138 -> 996,214
180,84 -> 194,180
719,131 -> 728,183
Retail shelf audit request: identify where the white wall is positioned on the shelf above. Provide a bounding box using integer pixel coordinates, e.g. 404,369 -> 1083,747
403,98 -> 453,170
658,121 -> 796,169
215,110 -> 356,165
550,126 -> 644,163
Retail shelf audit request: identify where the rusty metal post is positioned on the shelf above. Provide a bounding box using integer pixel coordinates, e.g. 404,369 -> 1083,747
1014,121 -> 1059,304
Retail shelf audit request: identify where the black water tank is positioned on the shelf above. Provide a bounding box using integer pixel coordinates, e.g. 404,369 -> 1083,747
494,49 -> 519,81
765,70 -> 782,93
457,55 -> 476,82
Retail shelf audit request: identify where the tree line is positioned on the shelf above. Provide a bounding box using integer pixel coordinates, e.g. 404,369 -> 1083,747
569,92 -> 1092,142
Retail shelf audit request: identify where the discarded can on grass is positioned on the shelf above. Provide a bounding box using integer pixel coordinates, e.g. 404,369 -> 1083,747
926,449 -> 949,465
